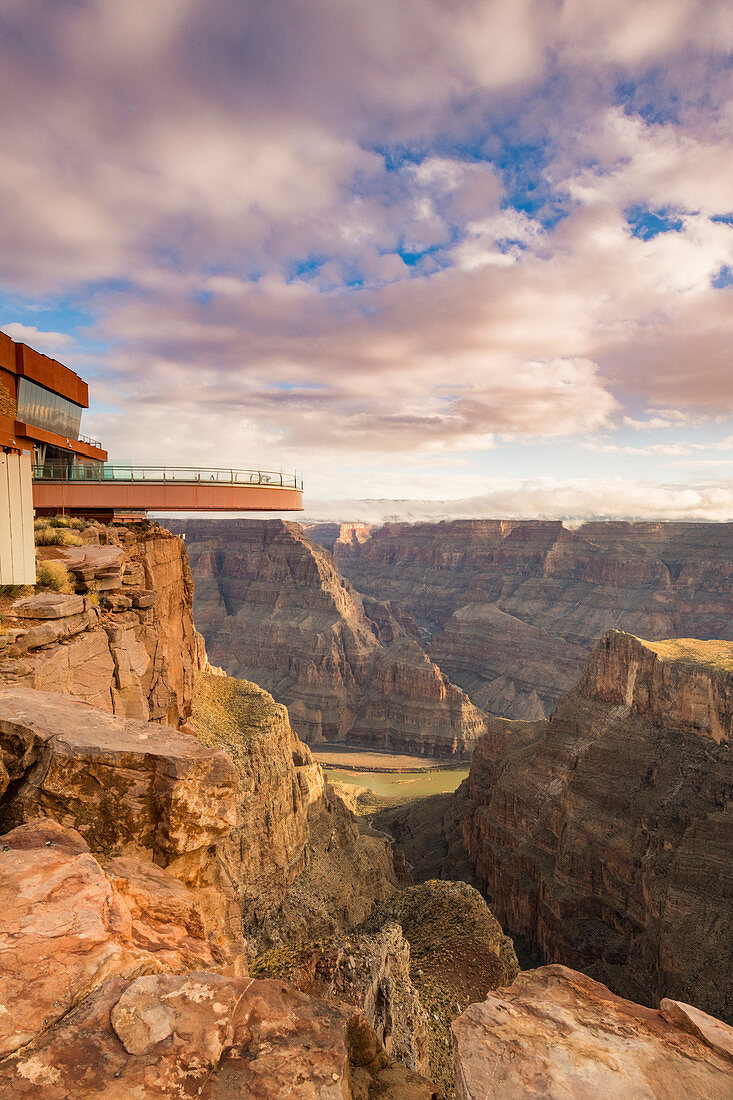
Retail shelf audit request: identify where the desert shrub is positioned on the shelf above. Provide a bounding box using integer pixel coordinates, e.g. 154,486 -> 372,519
34,525 -> 65,546
35,561 -> 73,593
0,584 -> 32,599
68,517 -> 87,530
48,516 -> 70,528
62,532 -> 83,546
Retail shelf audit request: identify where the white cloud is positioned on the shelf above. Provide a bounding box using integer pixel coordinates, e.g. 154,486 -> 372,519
1,323 -> 75,356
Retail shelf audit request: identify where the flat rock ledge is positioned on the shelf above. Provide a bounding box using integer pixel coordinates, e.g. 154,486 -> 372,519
0,686 -> 237,862
452,964 -> 733,1100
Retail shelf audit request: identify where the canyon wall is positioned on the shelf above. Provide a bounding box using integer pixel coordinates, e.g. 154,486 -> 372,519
173,519 -> 487,757
462,630 -> 733,1020
0,522 -> 203,726
307,519 -> 732,720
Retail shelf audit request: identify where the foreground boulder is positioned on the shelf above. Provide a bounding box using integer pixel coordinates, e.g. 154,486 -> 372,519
0,971 -> 436,1098
452,965 -> 733,1099
0,819 -> 218,1058
0,686 -> 236,862
0,686 -> 242,964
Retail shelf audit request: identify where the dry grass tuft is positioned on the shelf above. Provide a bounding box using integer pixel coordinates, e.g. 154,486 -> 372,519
36,561 -> 73,593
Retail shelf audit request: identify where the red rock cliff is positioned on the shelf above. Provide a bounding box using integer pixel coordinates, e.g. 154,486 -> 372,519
314,519 -> 732,720
0,522 -> 203,727
173,519 -> 487,757
462,630 -> 733,1021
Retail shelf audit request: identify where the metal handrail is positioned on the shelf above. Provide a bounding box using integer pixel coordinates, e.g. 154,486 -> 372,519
78,433 -> 104,448
32,464 -> 303,489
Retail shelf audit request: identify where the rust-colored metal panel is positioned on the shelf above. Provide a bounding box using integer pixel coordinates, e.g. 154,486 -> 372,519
15,343 -> 89,407
0,333 -> 16,373
32,481 -> 303,514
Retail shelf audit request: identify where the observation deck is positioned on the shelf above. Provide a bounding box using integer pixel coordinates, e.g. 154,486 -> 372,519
32,465 -> 303,519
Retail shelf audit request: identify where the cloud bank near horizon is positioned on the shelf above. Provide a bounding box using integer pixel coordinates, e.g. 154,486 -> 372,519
0,0 -> 730,518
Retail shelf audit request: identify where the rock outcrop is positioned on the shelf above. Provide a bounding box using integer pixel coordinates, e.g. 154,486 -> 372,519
0,686 -> 243,963
0,685 -> 433,1097
0,968 -> 436,1099
463,631 -> 733,1020
452,965 -> 733,1100
0,522 -> 204,726
192,670 -> 398,951
0,818 -> 219,1058
252,922 -> 433,1079
314,519 -> 732,720
173,519 -> 487,757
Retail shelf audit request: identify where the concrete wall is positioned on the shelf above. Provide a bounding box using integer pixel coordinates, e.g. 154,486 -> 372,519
0,452 -> 36,585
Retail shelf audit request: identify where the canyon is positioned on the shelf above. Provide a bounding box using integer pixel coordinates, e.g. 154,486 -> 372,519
308,518 -> 733,720
173,519 -> 487,756
384,629 -> 733,1022
0,516 -> 731,1097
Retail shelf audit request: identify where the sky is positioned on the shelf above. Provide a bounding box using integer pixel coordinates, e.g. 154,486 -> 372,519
0,0 -> 731,522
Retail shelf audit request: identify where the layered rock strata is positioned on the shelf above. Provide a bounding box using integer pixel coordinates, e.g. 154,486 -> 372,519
453,965 -> 733,1100
0,686 -> 242,963
252,922 -> 432,1079
174,519 -> 487,757
463,631 -> 733,1020
315,519 -> 732,720
0,522 -> 204,725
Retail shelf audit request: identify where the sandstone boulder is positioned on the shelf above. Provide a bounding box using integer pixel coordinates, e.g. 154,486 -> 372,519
452,965 -> 733,1100
0,971 -> 436,1098
0,686 -> 237,863
12,592 -> 85,619
0,819 -> 217,1058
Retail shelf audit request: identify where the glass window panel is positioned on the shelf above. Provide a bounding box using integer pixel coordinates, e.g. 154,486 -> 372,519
17,377 -> 82,439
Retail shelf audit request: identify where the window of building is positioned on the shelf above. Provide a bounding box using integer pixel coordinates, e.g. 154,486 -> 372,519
16,377 -> 82,440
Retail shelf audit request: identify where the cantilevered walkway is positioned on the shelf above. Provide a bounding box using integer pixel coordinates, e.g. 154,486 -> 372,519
32,465 -> 303,519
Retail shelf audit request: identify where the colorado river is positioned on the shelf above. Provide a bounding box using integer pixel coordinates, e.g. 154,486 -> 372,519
321,764 -> 469,799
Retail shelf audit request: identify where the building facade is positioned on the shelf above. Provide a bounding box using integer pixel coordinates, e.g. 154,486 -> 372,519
0,331 -> 108,475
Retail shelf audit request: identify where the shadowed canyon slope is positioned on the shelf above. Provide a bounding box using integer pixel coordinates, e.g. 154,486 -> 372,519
174,519 -> 487,757
306,519 -> 732,720
460,630 -> 733,1021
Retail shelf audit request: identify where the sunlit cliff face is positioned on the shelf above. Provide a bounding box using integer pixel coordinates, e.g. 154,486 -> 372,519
0,0 -> 731,518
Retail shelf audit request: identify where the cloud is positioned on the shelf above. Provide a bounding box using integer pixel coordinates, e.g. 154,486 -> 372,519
0,0 -> 730,506
300,477 -> 733,524
0,323 -> 74,356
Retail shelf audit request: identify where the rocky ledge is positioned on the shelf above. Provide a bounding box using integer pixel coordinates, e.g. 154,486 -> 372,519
0,522 -> 206,726
0,686 -> 435,1098
453,965 -> 733,1099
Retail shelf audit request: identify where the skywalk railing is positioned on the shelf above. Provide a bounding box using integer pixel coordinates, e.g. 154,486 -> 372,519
78,433 -> 104,448
32,465 -> 303,489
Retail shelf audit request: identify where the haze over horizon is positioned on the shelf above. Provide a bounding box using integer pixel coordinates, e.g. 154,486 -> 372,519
0,1 -> 731,521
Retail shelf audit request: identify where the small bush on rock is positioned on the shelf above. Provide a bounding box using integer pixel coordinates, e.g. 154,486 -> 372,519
36,561 -> 73,593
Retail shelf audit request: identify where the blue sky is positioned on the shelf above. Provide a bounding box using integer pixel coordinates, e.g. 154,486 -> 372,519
0,0 -> 731,520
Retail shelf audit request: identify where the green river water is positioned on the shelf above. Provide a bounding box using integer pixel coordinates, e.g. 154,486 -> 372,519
323,766 -> 469,799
